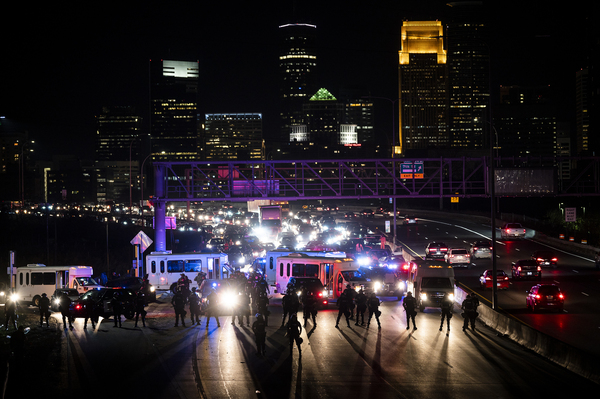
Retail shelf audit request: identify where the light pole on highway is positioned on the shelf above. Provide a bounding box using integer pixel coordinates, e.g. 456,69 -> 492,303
362,96 -> 401,247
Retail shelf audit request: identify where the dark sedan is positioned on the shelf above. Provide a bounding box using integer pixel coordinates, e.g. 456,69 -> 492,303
71,288 -> 136,320
51,289 -> 80,312
531,250 -> 558,268
106,277 -> 157,302
526,284 -> 564,312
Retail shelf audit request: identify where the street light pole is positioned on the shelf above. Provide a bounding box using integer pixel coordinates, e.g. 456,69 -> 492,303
363,96 -> 401,247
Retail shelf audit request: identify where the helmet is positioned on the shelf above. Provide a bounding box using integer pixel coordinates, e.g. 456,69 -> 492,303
41,293 -> 47,297
407,292 -> 413,297
192,287 -> 197,292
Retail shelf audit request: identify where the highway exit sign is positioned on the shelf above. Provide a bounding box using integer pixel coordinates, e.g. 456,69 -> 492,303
400,162 -> 424,179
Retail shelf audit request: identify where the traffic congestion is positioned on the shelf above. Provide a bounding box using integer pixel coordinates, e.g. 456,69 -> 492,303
3,202 -> 591,332
2,202 -> 600,398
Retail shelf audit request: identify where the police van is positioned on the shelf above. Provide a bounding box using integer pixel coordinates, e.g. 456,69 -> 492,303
406,259 -> 455,311
264,249 -> 347,289
12,264 -> 101,306
274,253 -> 374,302
146,251 -> 230,292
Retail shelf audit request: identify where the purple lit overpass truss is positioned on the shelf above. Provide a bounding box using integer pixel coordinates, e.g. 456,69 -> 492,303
151,157 -> 599,251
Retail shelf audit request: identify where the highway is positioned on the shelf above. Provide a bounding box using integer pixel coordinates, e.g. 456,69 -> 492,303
391,214 -> 600,358
45,293 -> 598,399
5,209 -> 600,398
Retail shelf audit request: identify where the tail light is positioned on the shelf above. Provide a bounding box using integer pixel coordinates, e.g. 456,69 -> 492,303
473,247 -> 479,251
537,258 -> 544,262
322,300 -> 328,305
402,263 -> 410,271
552,258 -> 558,262
537,266 -> 542,271
317,292 -> 323,298
517,266 -> 522,271
75,304 -> 82,310
535,294 -> 541,299
558,293 -> 564,300
485,277 -> 491,281
503,276 -> 508,281
440,248 -> 448,252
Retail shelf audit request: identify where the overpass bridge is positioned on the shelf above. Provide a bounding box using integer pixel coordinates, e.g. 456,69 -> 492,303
151,156 -> 600,251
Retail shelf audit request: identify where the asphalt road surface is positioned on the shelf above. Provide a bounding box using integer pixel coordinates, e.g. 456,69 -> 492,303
390,215 -> 600,358
47,292 -> 598,399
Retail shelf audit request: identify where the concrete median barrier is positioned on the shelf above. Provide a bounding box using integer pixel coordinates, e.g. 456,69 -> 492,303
455,286 -> 600,384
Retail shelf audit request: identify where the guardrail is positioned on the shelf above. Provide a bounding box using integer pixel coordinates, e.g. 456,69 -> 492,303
454,285 -> 600,384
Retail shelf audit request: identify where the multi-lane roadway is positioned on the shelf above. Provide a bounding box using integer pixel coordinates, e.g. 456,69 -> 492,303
391,214 -> 600,358
10,210 -> 600,398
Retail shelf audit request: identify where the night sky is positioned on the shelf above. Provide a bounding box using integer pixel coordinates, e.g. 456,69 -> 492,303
0,1 -> 590,160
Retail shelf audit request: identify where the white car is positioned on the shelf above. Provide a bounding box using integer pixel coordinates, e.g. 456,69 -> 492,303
444,248 -> 471,268
501,223 -> 526,240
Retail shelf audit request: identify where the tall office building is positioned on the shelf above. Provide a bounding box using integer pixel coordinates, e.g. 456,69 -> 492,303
279,23 -> 318,141
494,85 -> 558,158
150,59 -> 200,162
398,21 -> 448,155
203,113 -> 263,161
339,86 -> 376,154
446,2 -> 490,149
95,106 -> 142,204
96,106 -> 141,161
303,88 -> 344,146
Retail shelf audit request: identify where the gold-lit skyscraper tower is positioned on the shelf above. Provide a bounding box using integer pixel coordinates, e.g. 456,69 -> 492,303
398,21 -> 448,154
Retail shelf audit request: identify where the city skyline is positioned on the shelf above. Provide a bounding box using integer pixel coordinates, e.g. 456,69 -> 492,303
0,1 -> 591,161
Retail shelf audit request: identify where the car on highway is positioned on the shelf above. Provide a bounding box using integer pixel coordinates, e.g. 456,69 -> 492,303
479,269 -> 510,290
511,259 -> 541,280
70,288 -> 136,320
50,288 -> 80,312
444,248 -> 471,267
287,276 -> 329,308
425,242 -> 449,259
531,250 -> 558,268
403,215 -> 418,225
501,223 -> 526,240
469,240 -> 493,259
526,284 -> 564,312
360,209 -> 374,218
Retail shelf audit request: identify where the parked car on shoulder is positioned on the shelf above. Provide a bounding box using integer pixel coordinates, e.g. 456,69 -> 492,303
501,223 -> 526,240
479,269 -> 509,290
526,284 -> 564,312
511,259 -> 541,280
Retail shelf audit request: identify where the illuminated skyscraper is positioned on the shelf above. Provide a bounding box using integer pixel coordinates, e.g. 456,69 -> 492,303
279,23 -> 318,141
446,2 -> 490,150
203,113 -> 264,161
95,106 -> 141,203
150,59 -> 200,162
398,21 -> 448,154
